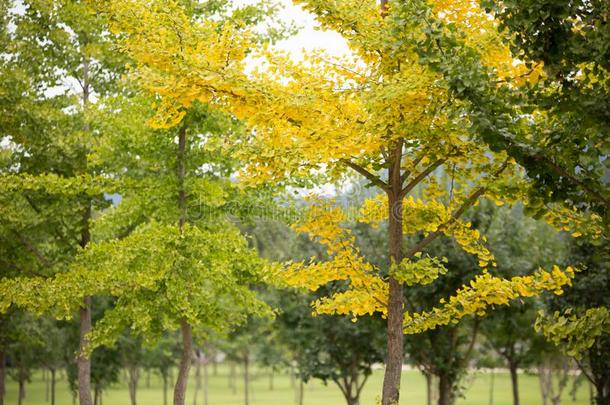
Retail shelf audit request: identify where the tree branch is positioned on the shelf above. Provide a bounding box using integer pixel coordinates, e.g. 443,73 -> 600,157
404,160 -> 509,259
400,158 -> 446,198
12,230 -> 53,268
533,154 -> 610,211
340,159 -> 389,191
462,318 -> 480,368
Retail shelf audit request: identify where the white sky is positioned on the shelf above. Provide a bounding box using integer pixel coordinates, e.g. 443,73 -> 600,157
272,1 -> 350,57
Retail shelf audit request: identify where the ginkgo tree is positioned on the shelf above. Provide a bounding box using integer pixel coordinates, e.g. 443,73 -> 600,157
0,0 -> 127,403
88,0 -> 595,403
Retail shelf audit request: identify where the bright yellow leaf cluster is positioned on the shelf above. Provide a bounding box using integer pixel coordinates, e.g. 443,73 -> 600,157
280,200 -> 388,318
403,265 -> 576,334
360,194 -> 494,266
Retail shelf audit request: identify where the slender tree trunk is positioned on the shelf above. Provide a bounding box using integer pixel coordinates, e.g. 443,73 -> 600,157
78,295 -> 92,405
269,372 -> 274,391
290,368 -> 295,389
146,369 -> 151,389
382,146 -> 405,405
203,359 -> 209,405
244,352 -> 250,405
51,368 -> 57,405
77,54 -> 93,405
46,368 -> 50,402
94,385 -> 103,405
163,374 -> 168,405
509,362 -> 520,405
173,105 -> 191,405
425,372 -> 433,405
128,366 -> 139,405
193,351 -> 201,405
0,350 -> 5,405
18,376 -> 26,405
539,366 -> 550,405
488,368 -> 495,405
174,320 -> 193,405
298,378 -> 304,405
230,362 -> 237,394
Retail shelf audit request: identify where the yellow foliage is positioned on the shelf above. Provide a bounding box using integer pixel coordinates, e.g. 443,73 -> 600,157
279,200 -> 388,318
403,266 -> 576,334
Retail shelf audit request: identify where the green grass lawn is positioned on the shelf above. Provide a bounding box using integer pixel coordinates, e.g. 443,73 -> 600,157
4,366 -> 591,405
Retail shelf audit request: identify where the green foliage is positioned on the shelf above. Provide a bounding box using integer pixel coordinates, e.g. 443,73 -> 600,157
392,0 -> 610,220
535,307 -> 610,359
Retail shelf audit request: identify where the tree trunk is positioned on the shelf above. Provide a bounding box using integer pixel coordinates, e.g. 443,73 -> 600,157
128,366 -> 139,405
163,374 -> 168,405
193,351 -> 201,405
203,359 -> 209,405
244,352 -> 250,405
46,368 -> 49,403
173,320 -> 193,405
78,296 -> 93,405
0,350 -> 4,405
438,373 -> 454,405
94,385 -> 103,405
51,368 -> 57,405
77,53 -> 94,405
290,368 -> 295,389
18,376 -> 26,405
269,372 -> 274,391
229,362 -> 237,394
425,373 -> 433,405
488,368 -> 495,405
382,149 -> 404,405
298,378 -> 304,405
509,362 -> 520,405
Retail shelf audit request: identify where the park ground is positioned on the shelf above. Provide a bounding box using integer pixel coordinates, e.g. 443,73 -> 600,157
4,366 -> 591,405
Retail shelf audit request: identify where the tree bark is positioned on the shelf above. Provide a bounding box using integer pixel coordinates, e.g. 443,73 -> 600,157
438,373 -> 454,405
18,377 -> 26,405
244,352 -> 250,405
128,365 -> 139,405
77,52 -> 94,405
51,368 -> 57,405
46,368 -> 49,403
0,350 -> 4,405
203,359 -> 209,405
509,362 -> 520,405
163,374 -> 168,405
488,368 -> 495,405
298,378 -> 304,405
193,351 -> 201,405
382,146 -> 404,405
425,372 -> 433,405
174,320 -> 193,405
78,295 -> 93,405
230,362 -> 237,394
93,385 -> 101,405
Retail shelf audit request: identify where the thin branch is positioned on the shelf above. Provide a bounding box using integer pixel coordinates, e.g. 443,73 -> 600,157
400,158 -> 446,198
533,154 -> 610,211
404,160 -> 509,259
356,372 -> 370,399
494,63 -> 541,84
462,318 -> 480,368
340,159 -> 389,191
12,230 -> 52,268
